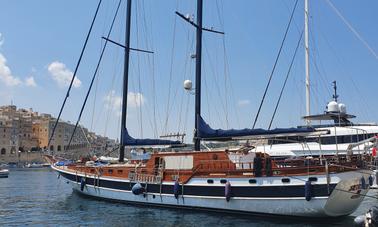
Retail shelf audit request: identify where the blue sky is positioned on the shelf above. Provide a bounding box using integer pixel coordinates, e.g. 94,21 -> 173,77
0,0 -> 377,142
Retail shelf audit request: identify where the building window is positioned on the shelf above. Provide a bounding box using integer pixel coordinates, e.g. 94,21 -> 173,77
1,148 -> 6,155
50,145 -> 54,151
57,145 -> 61,151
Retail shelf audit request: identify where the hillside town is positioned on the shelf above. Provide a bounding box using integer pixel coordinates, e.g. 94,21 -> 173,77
0,105 -> 117,165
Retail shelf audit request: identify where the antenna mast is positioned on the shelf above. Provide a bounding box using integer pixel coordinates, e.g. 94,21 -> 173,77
305,0 -> 311,125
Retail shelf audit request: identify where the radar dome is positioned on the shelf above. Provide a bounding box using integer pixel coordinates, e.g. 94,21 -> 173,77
338,103 -> 346,114
327,101 -> 339,113
183,80 -> 193,90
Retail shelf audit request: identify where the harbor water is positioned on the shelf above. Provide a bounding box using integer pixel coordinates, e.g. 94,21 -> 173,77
0,168 -> 377,226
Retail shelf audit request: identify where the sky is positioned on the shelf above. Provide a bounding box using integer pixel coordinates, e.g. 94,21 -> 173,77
0,0 -> 378,143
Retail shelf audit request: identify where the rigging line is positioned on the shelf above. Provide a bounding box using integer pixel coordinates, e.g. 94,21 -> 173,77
183,91 -> 191,138
141,0 -> 157,137
308,18 -> 332,100
90,32 -> 103,133
203,41 -> 228,127
215,0 -> 240,128
214,1 -> 229,128
325,0 -> 378,61
177,29 -> 192,132
67,0 -> 122,150
202,63 -> 223,127
203,44 -> 226,127
151,55 -> 158,137
135,0 -> 143,138
268,30 -> 304,130
163,0 -> 179,134
252,0 -> 299,129
102,6 -> 124,136
48,0 -> 102,147
203,64 -> 212,124
182,33 -> 195,135
314,18 -> 372,120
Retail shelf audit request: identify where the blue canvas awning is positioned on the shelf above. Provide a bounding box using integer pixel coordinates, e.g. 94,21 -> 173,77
123,129 -> 182,146
198,116 -> 318,140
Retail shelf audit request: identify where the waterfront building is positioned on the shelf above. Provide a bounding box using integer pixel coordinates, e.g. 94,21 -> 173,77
0,105 -> 117,163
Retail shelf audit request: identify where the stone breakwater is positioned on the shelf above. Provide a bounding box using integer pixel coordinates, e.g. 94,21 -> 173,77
0,151 -> 45,164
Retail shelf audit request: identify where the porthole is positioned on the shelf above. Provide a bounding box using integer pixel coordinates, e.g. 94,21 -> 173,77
207,179 -> 214,184
220,179 -> 227,184
281,178 -> 290,183
308,177 -> 318,182
249,179 -> 257,184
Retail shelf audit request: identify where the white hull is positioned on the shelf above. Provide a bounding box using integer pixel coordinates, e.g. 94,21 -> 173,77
53,165 -> 370,217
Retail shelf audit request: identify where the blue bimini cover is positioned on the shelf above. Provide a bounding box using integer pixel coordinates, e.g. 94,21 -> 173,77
197,116 -> 315,140
123,129 -> 181,146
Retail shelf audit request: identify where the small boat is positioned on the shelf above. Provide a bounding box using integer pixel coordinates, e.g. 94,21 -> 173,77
0,168 -> 9,178
25,163 -> 51,168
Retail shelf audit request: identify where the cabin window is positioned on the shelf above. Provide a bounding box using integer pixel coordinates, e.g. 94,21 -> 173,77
308,177 -> 318,182
108,169 -> 113,174
249,179 -> 257,184
220,179 -> 227,184
117,170 -> 123,174
281,178 -> 290,183
207,179 -> 214,184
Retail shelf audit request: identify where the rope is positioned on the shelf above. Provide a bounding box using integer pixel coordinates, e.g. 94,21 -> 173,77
67,0 -> 122,149
204,42 -> 228,128
163,0 -> 179,134
48,0 -> 102,148
268,30 -> 304,129
325,0 -> 378,61
252,0 -> 298,129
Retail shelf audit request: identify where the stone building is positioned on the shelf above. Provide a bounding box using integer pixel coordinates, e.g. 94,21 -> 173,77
0,105 -> 117,163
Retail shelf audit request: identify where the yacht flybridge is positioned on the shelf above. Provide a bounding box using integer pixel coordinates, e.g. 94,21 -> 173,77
251,85 -> 378,158
48,0 -> 374,218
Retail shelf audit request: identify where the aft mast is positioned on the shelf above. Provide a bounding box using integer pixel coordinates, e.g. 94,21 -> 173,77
194,0 -> 203,151
119,0 -> 132,162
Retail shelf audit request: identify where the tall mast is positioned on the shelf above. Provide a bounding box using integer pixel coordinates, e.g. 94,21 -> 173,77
119,0 -> 132,162
305,0 -> 311,125
194,0 -> 203,151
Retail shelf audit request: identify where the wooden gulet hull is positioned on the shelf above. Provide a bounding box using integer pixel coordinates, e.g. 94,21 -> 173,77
52,164 -> 370,217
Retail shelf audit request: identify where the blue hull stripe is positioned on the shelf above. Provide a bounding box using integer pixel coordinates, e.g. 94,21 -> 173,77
59,171 -> 335,198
